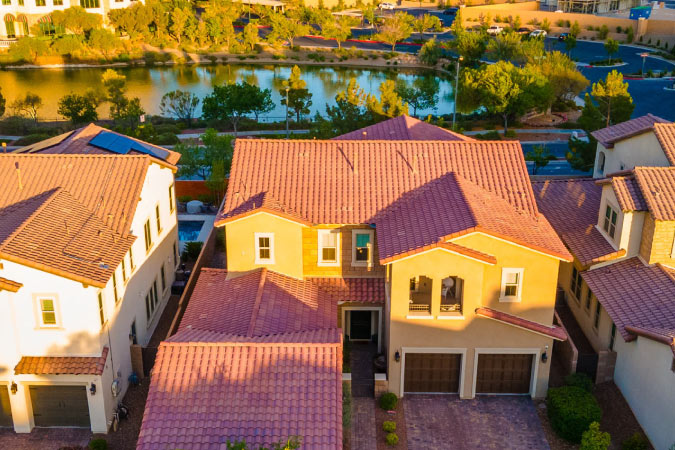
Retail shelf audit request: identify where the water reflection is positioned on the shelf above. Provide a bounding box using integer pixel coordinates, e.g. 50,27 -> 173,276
0,63 -> 455,120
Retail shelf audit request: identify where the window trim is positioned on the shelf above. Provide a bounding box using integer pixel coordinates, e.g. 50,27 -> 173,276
97,291 -> 106,327
112,271 -> 120,304
602,203 -> 618,240
155,204 -> 162,235
317,229 -> 340,267
37,296 -> 59,327
129,247 -> 136,271
169,183 -> 175,213
597,151 -> 605,175
160,265 -> 167,293
254,232 -> 275,264
144,219 -> 153,253
609,322 -> 616,351
351,229 -> 374,267
571,266 -> 583,302
499,268 -> 524,302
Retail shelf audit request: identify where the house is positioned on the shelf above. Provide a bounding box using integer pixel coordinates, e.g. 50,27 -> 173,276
533,120 -> 675,450
0,124 -> 179,433
1,0 -> 143,39
333,115 -> 473,141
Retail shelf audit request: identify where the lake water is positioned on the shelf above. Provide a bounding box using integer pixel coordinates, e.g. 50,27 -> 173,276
0,64 -> 456,121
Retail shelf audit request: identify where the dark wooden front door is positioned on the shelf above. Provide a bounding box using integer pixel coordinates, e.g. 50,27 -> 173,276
404,353 -> 461,393
29,386 -> 90,427
0,385 -> 12,427
476,354 -> 533,394
350,310 -> 371,340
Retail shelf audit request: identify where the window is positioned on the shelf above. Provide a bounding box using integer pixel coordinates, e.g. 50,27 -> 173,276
155,205 -> 162,234
98,292 -> 106,327
254,233 -> 274,264
35,0 -> 45,5
129,247 -> 135,271
121,258 -> 127,282
500,268 -> 523,302
670,231 -> 675,258
609,322 -> 616,351
584,291 -> 592,312
603,205 -> 618,239
145,280 -> 159,322
318,229 -> 340,266
597,151 -> 605,175
18,0 -> 23,5
352,230 -> 373,266
112,272 -> 119,303
144,219 -> 153,252
4,19 -> 15,39
173,241 -> 178,267
169,184 -> 175,213
2,0 -> 11,6
593,299 -> 601,330
80,0 -> 100,7
53,0 -> 63,4
160,266 -> 166,292
571,267 -> 583,301
441,276 -> 463,314
39,298 -> 57,326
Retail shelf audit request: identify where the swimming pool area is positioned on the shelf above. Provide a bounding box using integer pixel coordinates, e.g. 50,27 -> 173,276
178,220 -> 205,242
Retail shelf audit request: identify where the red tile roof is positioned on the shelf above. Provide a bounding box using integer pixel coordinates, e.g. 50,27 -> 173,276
475,307 -> 567,340
608,176 -> 647,212
591,114 -> 669,148
15,347 -> 108,375
0,277 -> 22,292
533,179 -> 625,267
312,277 -> 386,303
16,124 -> 181,167
633,167 -> 675,221
652,122 -> 675,165
219,139 -> 570,261
581,258 -> 675,342
334,115 -> 473,141
0,189 -> 135,287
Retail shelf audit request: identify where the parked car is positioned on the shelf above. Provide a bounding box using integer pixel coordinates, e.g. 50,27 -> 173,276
516,27 -> 531,35
558,32 -> 570,41
529,29 -> 547,38
379,2 -> 395,9
443,7 -> 459,15
486,25 -> 503,36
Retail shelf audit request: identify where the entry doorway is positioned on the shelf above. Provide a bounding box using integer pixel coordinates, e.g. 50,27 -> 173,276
343,307 -> 382,353
350,311 -> 371,340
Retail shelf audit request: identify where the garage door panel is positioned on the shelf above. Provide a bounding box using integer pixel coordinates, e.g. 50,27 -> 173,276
476,354 -> 533,394
29,386 -> 90,427
0,386 -> 12,427
404,353 -> 461,393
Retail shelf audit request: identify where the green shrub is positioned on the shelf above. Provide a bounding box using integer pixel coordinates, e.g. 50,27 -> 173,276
184,241 -> 204,260
504,129 -> 516,138
198,193 -> 214,204
474,130 -> 501,140
580,422 -> 610,450
89,439 -> 108,450
616,26 -> 622,33
598,24 -> 609,40
564,373 -> 593,392
177,195 -> 192,203
379,392 -> 398,410
151,132 -> 179,145
622,433 -> 650,450
385,433 -> 399,446
547,386 -> 602,443
383,421 -> 396,433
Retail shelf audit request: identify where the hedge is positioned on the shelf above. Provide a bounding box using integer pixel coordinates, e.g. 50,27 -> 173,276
547,386 -> 602,443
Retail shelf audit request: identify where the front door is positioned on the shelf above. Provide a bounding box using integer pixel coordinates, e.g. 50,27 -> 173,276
350,310 -> 371,340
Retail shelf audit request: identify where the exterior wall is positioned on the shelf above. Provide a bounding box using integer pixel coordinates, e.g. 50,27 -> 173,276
302,225 -> 385,278
386,235 -> 560,399
639,214 -> 675,265
614,337 -> 675,450
597,132 -> 670,178
597,185 -> 624,251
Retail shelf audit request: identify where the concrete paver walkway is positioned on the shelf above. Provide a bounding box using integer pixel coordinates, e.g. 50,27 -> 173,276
350,397 -> 378,450
0,427 -> 91,450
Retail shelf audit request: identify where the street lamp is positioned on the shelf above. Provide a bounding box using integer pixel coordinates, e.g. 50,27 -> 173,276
285,87 -> 290,139
640,52 -> 649,76
452,56 -> 463,131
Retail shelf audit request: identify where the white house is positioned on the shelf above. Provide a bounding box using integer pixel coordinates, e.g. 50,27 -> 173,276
0,124 -> 180,434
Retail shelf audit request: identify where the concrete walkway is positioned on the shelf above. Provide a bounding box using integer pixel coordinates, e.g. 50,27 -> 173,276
0,427 -> 90,450
351,342 -> 376,398
350,398 -> 378,450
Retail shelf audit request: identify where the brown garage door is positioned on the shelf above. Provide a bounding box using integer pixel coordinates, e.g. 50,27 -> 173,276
404,353 -> 461,393
0,385 -> 12,427
476,354 -> 533,394
29,386 -> 90,427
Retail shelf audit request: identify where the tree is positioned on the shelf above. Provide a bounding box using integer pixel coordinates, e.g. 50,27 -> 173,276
367,80 -> 409,119
102,69 -> 145,127
375,12 -> 413,51
205,159 -> 227,204
52,35 -> 83,58
108,3 -> 153,38
450,8 -> 464,38
52,7 -> 101,36
413,14 -> 442,34
202,0 -> 238,49
175,128 -> 233,180
514,37 -> 544,65
418,37 -> 442,66
395,75 -> 439,116
591,70 -> 634,126
88,29 -> 120,60
567,93 -> 603,172
565,35 -> 577,56
280,65 -> 313,122
529,51 -> 588,112
487,32 -> 521,61
11,93 -> 43,123
58,92 -> 100,124
580,422 -> 610,450
569,20 -> 581,38
268,11 -> 310,47
202,82 -> 273,135
147,0 -> 169,39
321,14 -> 357,50
160,90 -> 200,125
525,144 -> 555,175
453,31 -> 487,66
8,37 -> 48,63
0,87 -> 5,118
242,23 -> 259,52
604,38 -> 619,65
169,5 -> 195,44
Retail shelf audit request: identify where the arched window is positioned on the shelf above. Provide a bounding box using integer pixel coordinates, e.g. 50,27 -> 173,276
16,15 -> 28,36
4,14 -> 16,39
597,151 -> 606,175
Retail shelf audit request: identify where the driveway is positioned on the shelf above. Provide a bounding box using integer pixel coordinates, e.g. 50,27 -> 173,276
405,395 -> 550,450
0,427 -> 91,450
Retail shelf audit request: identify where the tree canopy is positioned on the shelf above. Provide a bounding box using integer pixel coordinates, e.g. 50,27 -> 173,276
160,90 -> 200,125
280,65 -> 313,122
375,12 -> 413,51
58,91 -> 100,124
591,70 -> 634,126
202,82 -> 273,134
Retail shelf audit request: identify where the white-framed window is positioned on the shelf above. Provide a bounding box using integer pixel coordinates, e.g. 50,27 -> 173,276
499,268 -> 524,302
255,233 -> 275,264
352,229 -> 374,267
38,297 -> 58,327
97,291 -> 106,327
603,204 -> 618,239
318,229 -> 340,266
145,279 -> 159,323
169,183 -> 175,213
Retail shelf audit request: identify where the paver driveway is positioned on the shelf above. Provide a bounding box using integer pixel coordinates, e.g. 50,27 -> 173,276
405,395 -> 550,450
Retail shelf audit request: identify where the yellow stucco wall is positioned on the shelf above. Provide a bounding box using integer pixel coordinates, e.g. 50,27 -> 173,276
639,215 -> 675,265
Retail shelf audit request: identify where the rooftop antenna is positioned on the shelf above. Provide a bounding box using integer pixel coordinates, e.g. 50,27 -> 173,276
15,162 -> 23,190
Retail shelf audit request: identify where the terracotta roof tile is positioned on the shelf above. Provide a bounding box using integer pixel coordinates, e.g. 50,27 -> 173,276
15,347 -> 108,375
652,122 -> 675,165
581,258 -> 675,341
312,277 -> 385,303
533,179 -> 624,267
633,167 -> 675,220
475,307 -> 567,340
609,176 -> 647,212
591,114 -> 669,148
0,277 -> 22,292
334,115 -> 473,141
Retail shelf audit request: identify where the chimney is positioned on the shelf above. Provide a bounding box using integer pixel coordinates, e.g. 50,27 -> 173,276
15,162 -> 23,190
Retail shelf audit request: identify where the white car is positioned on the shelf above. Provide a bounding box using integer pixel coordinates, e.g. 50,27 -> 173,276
529,29 -> 548,38
379,2 -> 395,9
486,25 -> 503,36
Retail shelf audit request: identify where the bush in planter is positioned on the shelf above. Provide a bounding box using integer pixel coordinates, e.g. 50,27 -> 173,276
383,420 -> 396,433
385,433 -> 399,446
89,439 -> 108,450
564,372 -> 593,392
379,392 -> 398,411
622,432 -> 650,450
547,386 -> 602,443
178,195 -> 192,204
185,241 -> 204,261
580,422 -> 610,450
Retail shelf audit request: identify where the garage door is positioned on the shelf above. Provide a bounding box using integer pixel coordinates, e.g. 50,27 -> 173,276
0,385 -> 12,427
404,353 -> 461,393
476,354 -> 533,394
29,386 -> 90,427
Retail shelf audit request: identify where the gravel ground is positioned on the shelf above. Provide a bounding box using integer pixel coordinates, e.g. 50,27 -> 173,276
376,399 -> 407,450
92,380 -> 150,450
595,382 -> 652,450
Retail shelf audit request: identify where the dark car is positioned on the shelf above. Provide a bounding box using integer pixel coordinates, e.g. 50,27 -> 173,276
516,27 -> 531,35
443,7 -> 459,15
559,32 -> 570,41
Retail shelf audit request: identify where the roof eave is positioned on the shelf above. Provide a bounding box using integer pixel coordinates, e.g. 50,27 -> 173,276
475,307 -> 567,341
0,252 -> 107,288
214,208 -> 312,227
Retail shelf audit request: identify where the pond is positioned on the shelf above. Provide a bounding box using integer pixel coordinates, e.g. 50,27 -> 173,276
0,63 -> 456,121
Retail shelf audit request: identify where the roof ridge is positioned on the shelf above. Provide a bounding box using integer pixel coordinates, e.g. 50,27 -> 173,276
246,268 -> 268,337
0,187 -> 62,251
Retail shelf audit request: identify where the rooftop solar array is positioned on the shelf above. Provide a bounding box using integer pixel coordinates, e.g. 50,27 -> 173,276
15,131 -> 75,154
90,131 -> 170,160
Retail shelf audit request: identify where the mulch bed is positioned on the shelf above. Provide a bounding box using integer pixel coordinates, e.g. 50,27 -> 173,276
91,379 -> 150,450
595,382 -> 652,450
375,399 -> 407,450
535,400 -> 578,450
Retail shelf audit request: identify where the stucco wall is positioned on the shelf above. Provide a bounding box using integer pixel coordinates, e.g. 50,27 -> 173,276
639,215 -> 675,265
614,336 -> 675,450
602,132 -> 670,176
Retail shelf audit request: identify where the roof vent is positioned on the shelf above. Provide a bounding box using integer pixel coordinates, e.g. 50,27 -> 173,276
362,131 -> 367,139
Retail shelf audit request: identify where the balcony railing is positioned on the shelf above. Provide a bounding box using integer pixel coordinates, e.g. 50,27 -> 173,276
409,303 -> 431,314
440,303 -> 462,313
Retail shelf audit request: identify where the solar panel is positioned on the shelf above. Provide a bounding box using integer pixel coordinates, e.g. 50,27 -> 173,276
90,131 -> 170,161
15,131 -> 75,154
